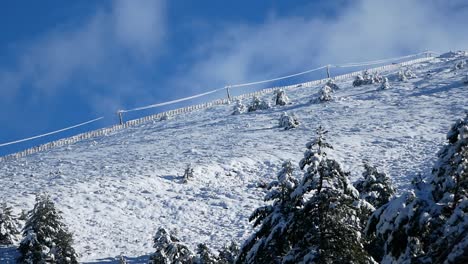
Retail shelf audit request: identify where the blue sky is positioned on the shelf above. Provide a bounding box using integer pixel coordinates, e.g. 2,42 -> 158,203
1,0 -> 467,156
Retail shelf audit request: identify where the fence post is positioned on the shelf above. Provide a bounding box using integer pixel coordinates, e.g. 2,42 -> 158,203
117,110 -> 124,125
225,85 -> 232,101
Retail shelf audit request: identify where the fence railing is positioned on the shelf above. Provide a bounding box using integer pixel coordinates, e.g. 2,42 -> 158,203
0,56 -> 433,162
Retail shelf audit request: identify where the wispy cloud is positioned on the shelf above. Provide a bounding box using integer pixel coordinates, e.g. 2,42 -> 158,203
171,0 -> 468,94
1,0 -> 467,129
0,0 -> 166,114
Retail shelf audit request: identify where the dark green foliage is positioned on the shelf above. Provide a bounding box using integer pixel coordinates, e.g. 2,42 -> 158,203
148,227 -> 193,264
237,160 -> 299,263
367,113 -> 468,263
354,163 -> 395,209
0,203 -> 19,245
195,243 -> 217,264
218,242 -> 239,264
17,193 -> 78,264
247,96 -> 270,112
238,127 -> 374,263
274,90 -> 289,106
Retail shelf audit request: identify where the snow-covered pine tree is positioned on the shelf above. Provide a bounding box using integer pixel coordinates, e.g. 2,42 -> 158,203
398,68 -> 416,81
325,79 -> 339,91
454,60 -> 466,70
366,113 -> 468,263
247,96 -> 270,112
353,74 -> 365,87
378,77 -> 390,90
218,242 -> 239,264
148,227 -> 193,264
354,164 -> 395,262
354,163 -> 395,209
278,112 -> 300,130
194,243 -> 218,264
404,68 -> 417,79
0,203 -> 19,245
431,113 -> 467,205
274,89 -> 289,106
428,113 -> 468,263
237,160 -> 300,263
239,128 -> 374,263
18,193 -> 78,264
284,126 -> 374,263
231,100 -> 246,115
316,84 -> 334,102
398,70 -> 407,82
119,254 -> 128,264
182,164 -> 194,183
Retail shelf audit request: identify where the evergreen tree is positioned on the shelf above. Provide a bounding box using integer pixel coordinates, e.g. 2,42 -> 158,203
278,112 -> 300,130
285,127 -> 374,263
0,203 -> 19,245
148,227 -> 193,264
353,74 -> 365,87
428,113 -> 468,263
325,79 -> 339,91
398,70 -> 407,82
238,127 -> 374,263
274,90 -> 289,106
237,160 -> 299,263
18,193 -> 78,264
354,163 -> 395,209
218,242 -> 239,264
404,68 -> 417,79
398,68 -> 416,81
194,243 -> 218,264
231,100 -> 246,115
316,85 -> 333,102
454,60 -> 466,70
378,77 -> 390,90
366,113 -> 468,263
354,164 -> 394,262
119,254 -> 128,264
247,96 -> 270,112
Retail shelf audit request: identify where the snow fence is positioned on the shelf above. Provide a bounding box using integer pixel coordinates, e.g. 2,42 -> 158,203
0,56 -> 433,162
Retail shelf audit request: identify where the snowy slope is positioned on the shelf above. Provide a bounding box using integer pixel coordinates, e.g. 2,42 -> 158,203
1,52 -> 467,263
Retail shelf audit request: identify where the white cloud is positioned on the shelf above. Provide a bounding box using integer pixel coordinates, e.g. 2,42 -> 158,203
113,0 -> 166,58
172,0 -> 468,94
0,0 -> 166,112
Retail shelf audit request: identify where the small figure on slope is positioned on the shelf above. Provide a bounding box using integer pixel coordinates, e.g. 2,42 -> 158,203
182,164 -> 194,183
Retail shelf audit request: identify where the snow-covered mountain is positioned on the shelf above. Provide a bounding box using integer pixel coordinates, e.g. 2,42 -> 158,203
1,51 -> 467,263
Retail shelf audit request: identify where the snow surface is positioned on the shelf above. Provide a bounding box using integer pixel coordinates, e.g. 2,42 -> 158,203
1,53 -> 467,263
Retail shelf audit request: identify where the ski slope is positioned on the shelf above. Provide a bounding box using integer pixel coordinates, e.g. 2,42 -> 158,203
1,51 -> 467,263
